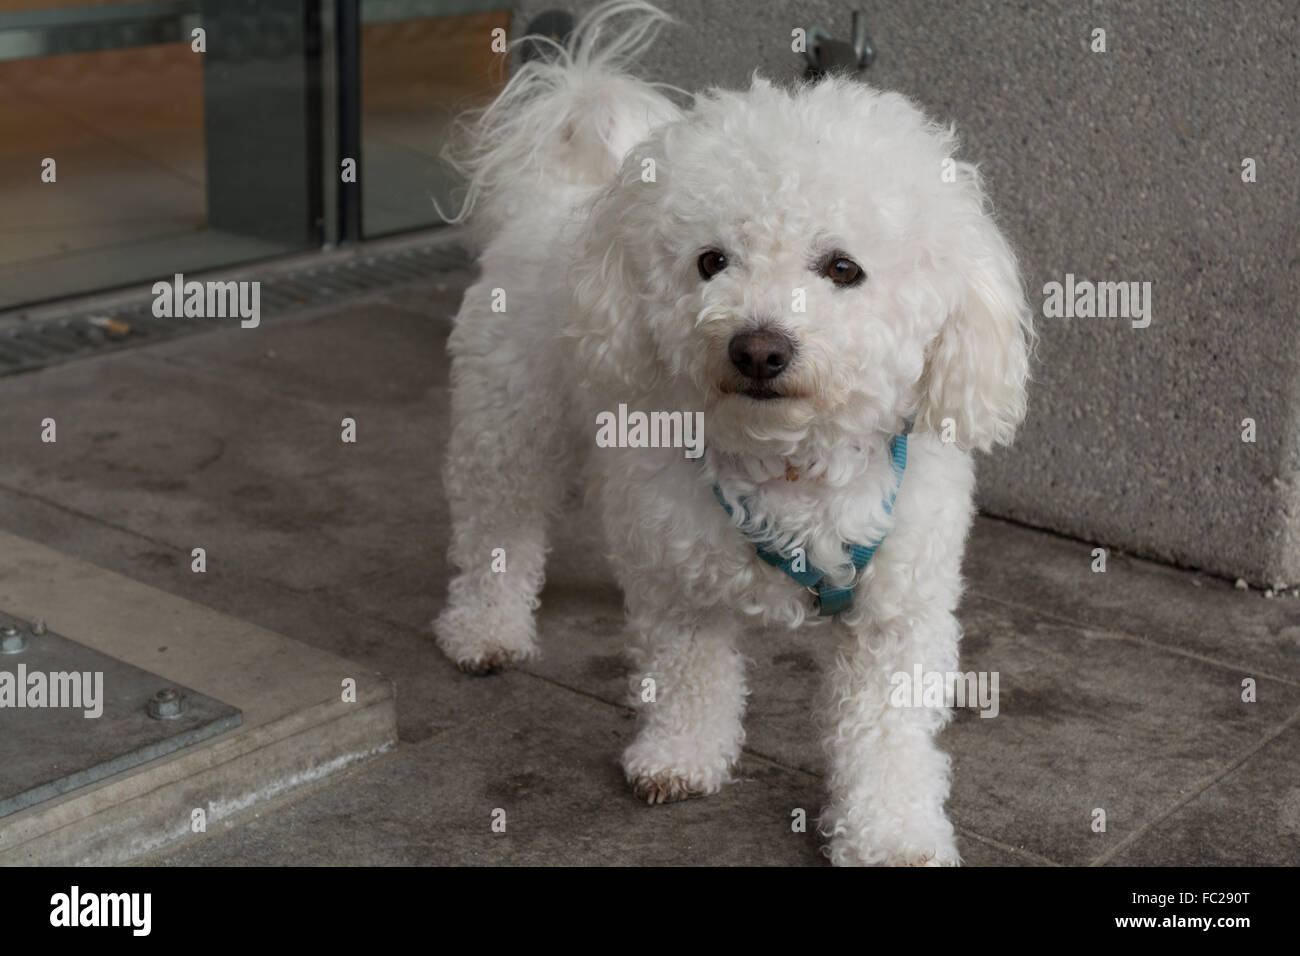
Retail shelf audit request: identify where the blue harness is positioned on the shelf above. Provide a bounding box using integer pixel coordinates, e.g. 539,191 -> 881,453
712,427 -> 910,616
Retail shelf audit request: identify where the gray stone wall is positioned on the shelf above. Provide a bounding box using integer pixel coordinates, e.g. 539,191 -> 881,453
511,0 -> 1300,585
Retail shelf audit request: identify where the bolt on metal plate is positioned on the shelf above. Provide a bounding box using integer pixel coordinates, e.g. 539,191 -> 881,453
147,688 -> 188,720
0,610 -> 242,819
0,624 -> 26,655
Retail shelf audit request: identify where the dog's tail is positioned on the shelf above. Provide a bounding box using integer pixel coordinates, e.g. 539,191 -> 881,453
438,0 -> 682,230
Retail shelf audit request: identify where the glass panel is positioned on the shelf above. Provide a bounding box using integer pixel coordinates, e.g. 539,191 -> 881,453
0,0 -> 321,310
360,3 -> 508,237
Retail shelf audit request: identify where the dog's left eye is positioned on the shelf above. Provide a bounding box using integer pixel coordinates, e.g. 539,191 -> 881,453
698,249 -> 728,280
823,255 -> 865,287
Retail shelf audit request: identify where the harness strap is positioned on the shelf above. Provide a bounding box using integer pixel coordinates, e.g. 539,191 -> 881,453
713,427 -> 910,616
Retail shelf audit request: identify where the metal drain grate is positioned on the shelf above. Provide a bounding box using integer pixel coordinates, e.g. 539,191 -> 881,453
0,237 -> 473,377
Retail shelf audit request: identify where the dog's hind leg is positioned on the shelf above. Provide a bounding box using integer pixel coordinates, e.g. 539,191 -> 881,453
433,293 -> 571,675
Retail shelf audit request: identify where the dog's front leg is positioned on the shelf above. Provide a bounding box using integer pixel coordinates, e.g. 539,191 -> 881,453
621,605 -> 748,804
821,605 -> 962,866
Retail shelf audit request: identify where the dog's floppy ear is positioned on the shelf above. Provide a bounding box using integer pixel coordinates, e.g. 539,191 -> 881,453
914,173 -> 1033,452
566,174 -> 659,394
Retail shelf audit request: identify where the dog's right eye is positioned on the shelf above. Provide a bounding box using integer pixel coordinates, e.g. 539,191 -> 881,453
697,250 -> 728,280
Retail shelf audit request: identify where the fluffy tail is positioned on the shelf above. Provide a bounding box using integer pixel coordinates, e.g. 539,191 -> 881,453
438,0 -> 682,231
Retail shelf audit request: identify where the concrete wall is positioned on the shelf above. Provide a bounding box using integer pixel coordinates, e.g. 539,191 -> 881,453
512,0 -> 1300,586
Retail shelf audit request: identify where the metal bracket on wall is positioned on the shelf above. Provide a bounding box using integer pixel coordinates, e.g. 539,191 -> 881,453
803,10 -> 875,79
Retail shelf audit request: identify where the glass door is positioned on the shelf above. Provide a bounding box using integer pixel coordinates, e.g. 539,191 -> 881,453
0,0 -> 325,309
357,0 -> 509,237
0,0 -> 509,310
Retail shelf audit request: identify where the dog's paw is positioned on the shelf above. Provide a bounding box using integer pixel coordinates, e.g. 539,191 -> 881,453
454,645 -> 522,676
434,598 -> 536,676
825,829 -> 960,867
902,850 -> 960,867
622,739 -> 733,805
628,771 -> 710,805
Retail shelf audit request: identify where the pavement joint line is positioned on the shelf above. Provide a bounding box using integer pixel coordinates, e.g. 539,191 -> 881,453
1089,704 -> 1300,866
0,480 -> 429,627
952,825 -> 1062,867
505,664 -> 838,785
507,662 -> 830,782
721,730 -> 1068,868
144,281 -> 451,346
512,664 -> 638,717
680,743 -> 1061,869
83,295 -> 448,415
974,513 -> 1251,592
737,749 -> 820,779
0,479 -> 193,559
33,298 -> 453,453
138,341 -> 424,421
0,475 -> 487,684
0,479 -> 379,621
505,666 -> 844,796
402,698 -> 540,751
1110,630 -> 1300,690
968,589 -> 1300,689
498,665 -> 867,792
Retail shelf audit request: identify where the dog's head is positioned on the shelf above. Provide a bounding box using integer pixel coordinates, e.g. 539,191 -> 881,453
568,76 -> 1032,456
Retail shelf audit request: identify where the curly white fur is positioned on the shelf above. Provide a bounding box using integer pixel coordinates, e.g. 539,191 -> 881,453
434,1 -> 1032,866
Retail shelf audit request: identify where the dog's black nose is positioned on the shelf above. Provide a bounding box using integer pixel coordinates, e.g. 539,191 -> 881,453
728,330 -> 793,381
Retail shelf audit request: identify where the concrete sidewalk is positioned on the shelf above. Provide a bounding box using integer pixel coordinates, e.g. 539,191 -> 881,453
0,259 -> 1296,866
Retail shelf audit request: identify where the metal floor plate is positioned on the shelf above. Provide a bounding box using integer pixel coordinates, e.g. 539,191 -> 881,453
0,610 -> 242,818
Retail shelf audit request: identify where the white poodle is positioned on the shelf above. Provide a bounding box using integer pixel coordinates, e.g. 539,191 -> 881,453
434,1 -> 1032,866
